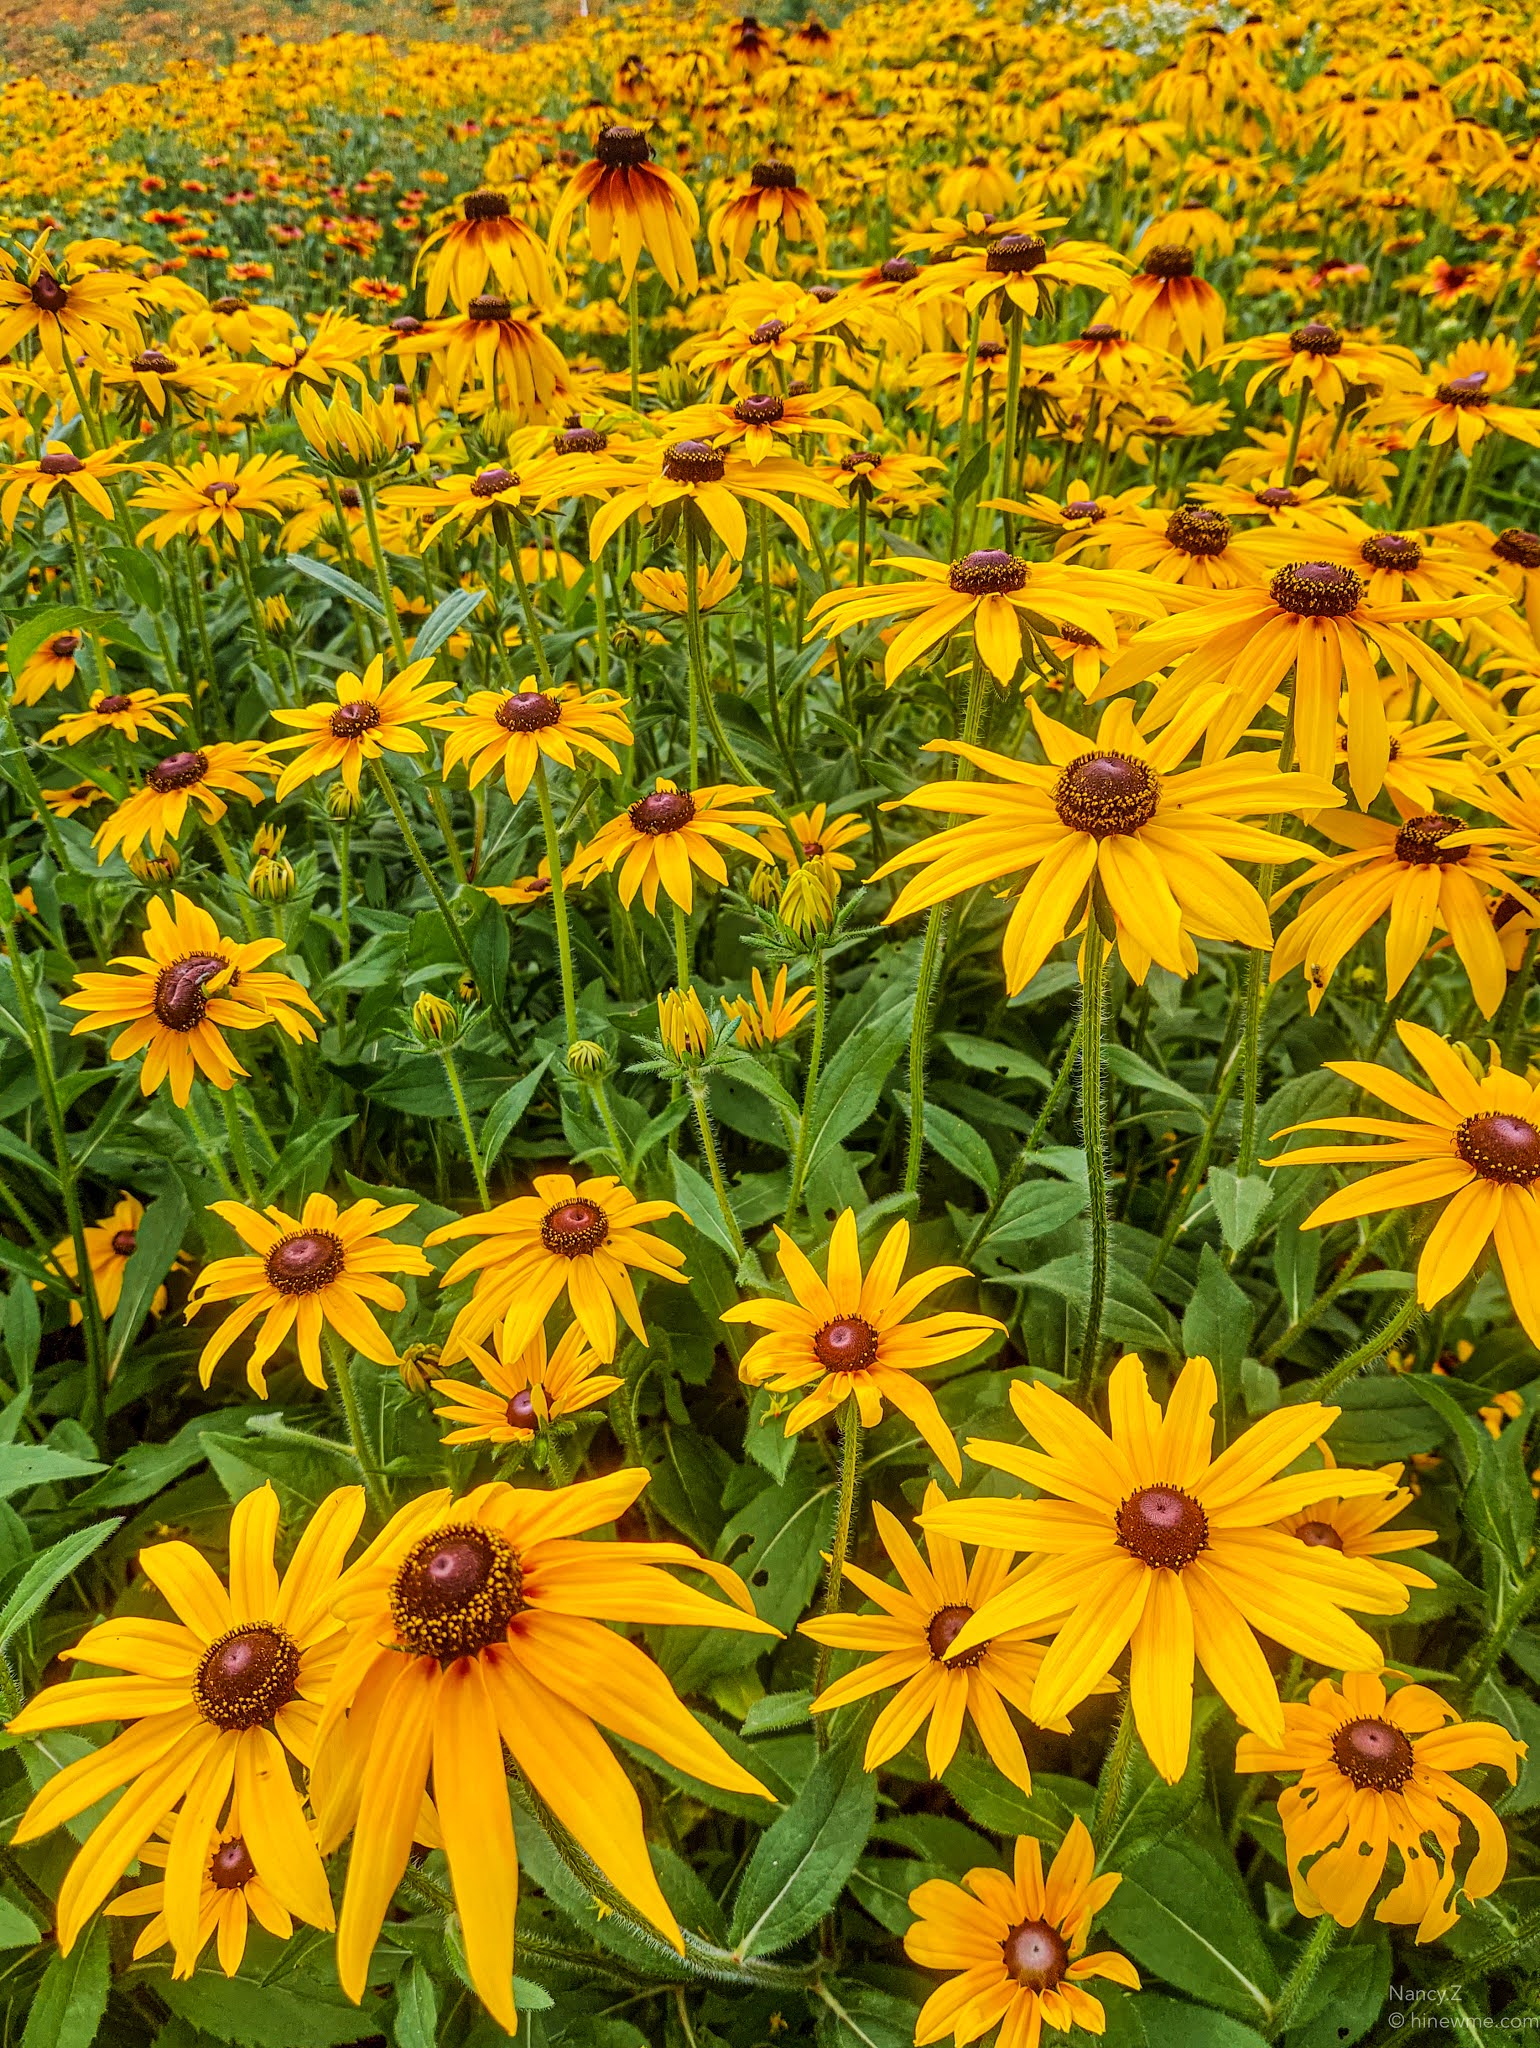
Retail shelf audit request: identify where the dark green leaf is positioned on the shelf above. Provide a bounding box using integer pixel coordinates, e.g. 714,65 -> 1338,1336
0,1518 -> 121,1652
21,1924 -> 109,2048
283,553 -> 386,617
1100,1838 -> 1278,2021
729,1732 -> 878,1955
481,1055 -> 554,1173
413,585 -> 487,661
0,1446 -> 103,1499
107,1185 -> 190,1377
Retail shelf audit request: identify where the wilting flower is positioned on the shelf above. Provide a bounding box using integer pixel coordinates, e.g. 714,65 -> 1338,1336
708,158 -> 828,276
430,1321 -> 623,1445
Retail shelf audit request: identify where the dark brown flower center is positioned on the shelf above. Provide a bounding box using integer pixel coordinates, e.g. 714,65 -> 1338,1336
148,748 -> 210,794
1166,505 -> 1231,556
330,699 -> 382,740
986,232 -> 1047,275
264,1230 -> 344,1293
132,349 -> 176,373
202,481 -> 239,503
1393,812 -> 1465,866
630,788 -> 696,834
1001,1918 -> 1069,1991
977,340 -> 1008,362
48,633 -> 82,659
1494,527 -> 1540,569
111,1229 -> 138,1257
38,450 -> 84,476
1064,498 -> 1103,520
734,393 -> 784,424
1331,1716 -> 1414,1790
193,1623 -> 302,1730
464,187 -> 511,221
390,1522 -> 524,1661
1435,373 -> 1489,407
211,295 -> 246,314
812,1315 -> 878,1371
1142,243 -> 1194,279
1289,321 -> 1342,355
540,1198 -> 611,1255
153,953 -> 227,1031
497,691 -> 562,733
949,548 -> 1028,595
594,124 -> 653,168
1361,532 -> 1422,570
95,693 -> 134,714
505,1389 -> 537,1429
748,319 -> 787,345
467,294 -> 512,322
879,256 -> 919,283
1256,485 -> 1300,508
805,289 -> 839,309
927,1603 -> 984,1668
338,485 -> 363,510
663,439 -> 726,483
210,1836 -> 257,1890
1115,1484 -> 1209,1569
751,159 -> 798,189
1269,561 -> 1364,616
471,466 -> 518,498
1080,323 -> 1122,342
1456,1111 -> 1540,1185
390,313 -> 425,335
1055,751 -> 1160,835
1295,1519 -> 1345,1549
555,424 -> 607,455
839,448 -> 880,472
30,273 -> 68,314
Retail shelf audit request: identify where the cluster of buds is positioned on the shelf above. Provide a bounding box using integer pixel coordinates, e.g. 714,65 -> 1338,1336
397,1342 -> 441,1396
260,593 -> 294,637
127,846 -> 181,887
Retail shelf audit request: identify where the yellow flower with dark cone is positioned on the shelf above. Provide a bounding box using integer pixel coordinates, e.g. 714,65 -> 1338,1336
801,1484 -> 1111,1794
268,655 -> 454,800
187,1194 -> 434,1398
42,1192 -> 178,1327
1266,1022 -> 1540,1351
0,241 -> 143,369
106,1806 -> 295,1979
904,1819 -> 1140,2047
1102,241 -> 1225,361
1277,1452 -> 1436,1598
437,681 -> 632,802
431,1321 -> 622,1446
43,685 -> 188,748
310,1472 -> 775,2033
63,892 -> 321,1106
6,1482 -> 361,1964
417,188 -> 555,315
876,701 -> 1331,994
761,801 -> 868,876
0,440 -> 135,532
1236,1673 -> 1522,1941
708,158 -> 828,276
92,742 -> 272,863
723,1212 -> 1000,1481
132,452 -> 305,550
918,222 -> 1128,322
8,628 -> 87,704
921,1354 -> 1407,1783
427,1172 -> 688,1366
573,780 -> 775,913
549,125 -> 701,295
588,439 -> 840,561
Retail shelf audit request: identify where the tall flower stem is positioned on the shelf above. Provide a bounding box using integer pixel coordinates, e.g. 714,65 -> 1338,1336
1236,707 -> 1294,1177
181,1092 -> 241,1201
1265,1918 -> 1337,2042
627,274 -> 642,413
533,756 -> 580,1048
1307,1290 -> 1421,1403
947,308 -> 984,560
682,523 -> 707,780
505,530 -> 556,689
997,309 -> 1025,543
359,478 -> 407,663
333,820 -> 352,1044
440,1045 -> 491,1207
1281,381 -> 1312,485
326,1329 -> 391,1525
783,948 -> 828,1229
368,760 -> 477,984
672,900 -> 692,991
811,1396 -> 864,1743
687,1075 -> 745,1259
1,707 -> 73,873
5,908 -> 108,1439
591,540 -> 611,691
1091,1693 -> 1135,1851
231,543 -> 275,673
752,506 -> 801,800
1075,899 -> 1112,1402
219,1088 -> 262,1203
1456,1555 -> 1540,1705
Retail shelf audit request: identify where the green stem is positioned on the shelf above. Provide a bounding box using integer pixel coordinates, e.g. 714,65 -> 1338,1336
1258,1212 -> 1398,1369
326,1328 -> 391,1524
1282,379 -> 1312,485
427,782 -> 469,887
811,1396 -> 864,1738
1456,1557 -> 1540,1704
2,707 -> 73,872
752,506 -> 801,800
333,821 -> 352,1045
181,1092 -> 240,1201
1412,436 -> 1453,526
902,903 -> 949,1200
369,761 -> 477,984
1265,1917 -> 1337,2041
231,542 -> 274,672
441,1046 -> 491,1207
506,530 -> 556,689
1305,1290 -> 1420,1404
591,538 -> 611,692
358,478 -> 407,663
533,757 -> 581,1047
948,307 -> 984,560
672,900 -> 691,990
682,522 -> 706,781
1496,927 -> 1538,1071
783,949 -> 827,1229
1091,1694 -> 1135,1851
998,310 -> 1025,542
627,273 -> 642,414
1075,905 -> 1111,1402
688,1075 -> 745,1259
219,1087 -> 261,1202
961,1017 -> 1084,1262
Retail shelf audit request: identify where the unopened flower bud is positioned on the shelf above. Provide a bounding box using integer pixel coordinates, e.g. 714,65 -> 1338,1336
410,989 -> 463,1047
611,622 -> 644,655
657,986 -> 713,1061
251,821 -> 287,860
749,860 -> 780,909
249,854 -> 296,903
128,846 -> 182,885
326,782 -> 362,821
457,973 -> 480,1006
398,1342 -> 441,1395
566,1038 -> 608,1078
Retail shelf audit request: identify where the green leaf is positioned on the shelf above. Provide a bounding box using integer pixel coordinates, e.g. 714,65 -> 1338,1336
21,1924 -> 109,2048
804,998 -> 911,1179
72,1414 -> 218,1510
815,1982 -> 923,2047
1464,1396 -> 1538,1576
1104,1044 -> 1206,1113
1135,1993 -> 1270,2048
0,1518 -> 121,1652
1099,1699 -> 1217,1868
283,553 -> 386,618
918,1101 -> 997,1196
670,1152 -> 739,1261
1286,1931 -> 1391,2048
156,1966 -> 382,2048
481,1055 -> 553,1173
0,1445 -> 103,1499
107,1185 -> 189,1377
259,1117 -> 357,1205
393,1960 -> 437,2048
413,585 -> 486,661
977,1179 -> 1087,1257
1205,1167 -> 1274,1254
0,1896 -> 39,1948
1016,1246 -> 1180,1352
1100,1837 -> 1279,2021
1182,1245 -> 1252,1408
941,1757 -> 1091,1844
4,604 -> 153,681
717,1466 -> 833,1637
101,544 -> 166,613
729,1731 -> 878,1955
937,1032 -> 1050,1087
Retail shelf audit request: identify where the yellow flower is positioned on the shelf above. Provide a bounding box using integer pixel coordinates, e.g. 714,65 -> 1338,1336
0,241 -> 142,369
42,685 -> 188,747
437,681 -> 632,802
105,1807 -> 295,1979
41,1192 -> 180,1327
291,380 -> 411,480
417,187 -> 555,314
657,984 -> 714,1059
0,440 -> 135,532
1275,1452 -> 1436,1598
723,965 -> 816,1046
573,780 -> 775,914
267,655 -> 454,800
132,452 -> 307,550
708,157 -> 828,277
549,125 -> 701,295
430,1320 -> 623,1444
633,556 -> 742,614
588,438 -> 842,561
8,629 -> 88,704
92,742 -> 272,863
761,801 -> 868,875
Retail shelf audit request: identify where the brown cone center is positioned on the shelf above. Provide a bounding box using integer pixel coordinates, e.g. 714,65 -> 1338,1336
210,1835 -> 257,1890
38,449 -> 84,476
1457,1111 -> 1540,1185
1054,751 -> 1160,835
497,691 -> 562,732
812,1315 -> 878,1371
1269,561 -> 1363,617
95,693 -> 135,714
1331,1715 -> 1414,1790
927,1603 -> 984,1668
1166,506 -> 1231,556
630,789 -> 696,834
147,749 -> 209,793
1361,532 -> 1422,571
662,439 -> 726,484
1493,527 -> 1540,569
390,1522 -> 524,1661
153,953 -> 228,1032
986,232 -> 1047,274
1001,1917 -> 1069,1991
1142,243 -> 1194,279
1115,1484 -> 1209,1570
330,699 -> 381,740
471,466 -> 517,498
1295,1519 -> 1346,1549
464,187 -> 511,220
193,1623 -> 302,1730
264,1230 -> 345,1293
1289,321 -> 1342,354
111,1229 -> 138,1257
949,548 -> 1028,595
505,1389 -> 538,1429
540,1198 -> 611,1255
1393,813 -> 1465,866
594,124 -> 653,167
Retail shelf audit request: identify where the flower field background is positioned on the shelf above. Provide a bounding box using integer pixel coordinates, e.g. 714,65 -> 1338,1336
0,1 -> 1539,2044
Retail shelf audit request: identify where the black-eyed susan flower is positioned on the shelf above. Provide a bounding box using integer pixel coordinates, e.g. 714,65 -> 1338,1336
1375,362 -> 1540,456
1189,471 -> 1352,527
761,801 -> 868,875
723,1211 -> 999,1480
291,380 -> 412,481
42,1192 -> 179,1327
918,224 -> 1127,323
267,656 -> 453,801
1102,242 -> 1225,362
417,188 -> 555,315
430,1320 -> 622,1445
1276,1453 -> 1435,1600
722,965 -> 816,1046
678,384 -> 863,465
132,452 -> 306,550
708,158 -> 828,277
62,891 -> 320,1105
1236,1673 -> 1521,1940
383,449 -> 575,548
0,241 -> 143,369
904,1819 -> 1140,2047
807,547 -> 1172,689
876,700 -> 1329,993
588,439 -> 841,560
0,440 -> 135,532
427,1171 -> 688,1365
6,1482 -> 361,1962
1267,1022 -> 1540,1350
1440,521 -> 1540,643
1270,808 -> 1539,1017
1096,502 -> 1283,590
188,1194 -> 433,1397
105,1807 -> 294,1978
549,126 -> 701,296
814,442 -> 946,513
102,347 -> 229,423
92,741 -> 271,862
802,1483 -> 1109,1793
437,681 -> 632,802
1210,318 -> 1418,410
394,295 -> 567,415
8,628 -> 87,704
312,1473 -> 775,2032
923,1353 -> 1405,1783
633,555 -> 742,614
42,685 -> 188,748
573,780 -> 775,913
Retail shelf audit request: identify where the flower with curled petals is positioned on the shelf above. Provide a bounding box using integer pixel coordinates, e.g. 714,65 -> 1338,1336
1236,1673 -> 1521,1941
904,1819 -> 1139,2048
723,1211 -> 1000,1481
6,1482 -> 361,1969
427,1171 -> 688,1366
548,125 -> 700,296
921,1353 -> 1407,1783
187,1195 -> 433,1396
